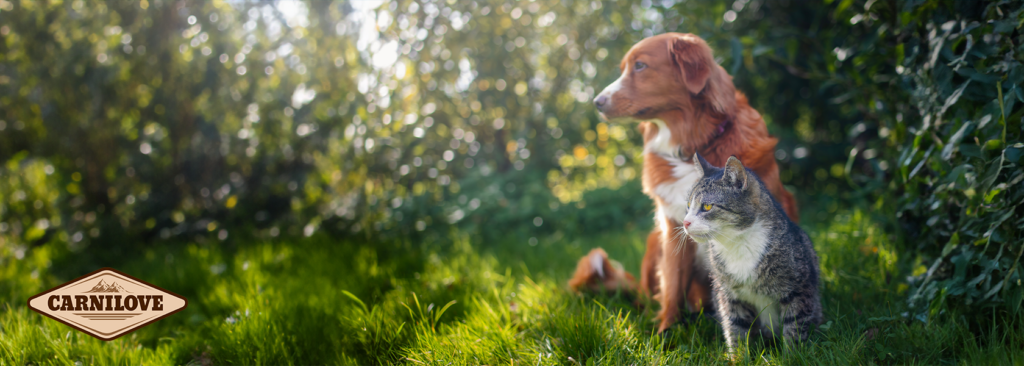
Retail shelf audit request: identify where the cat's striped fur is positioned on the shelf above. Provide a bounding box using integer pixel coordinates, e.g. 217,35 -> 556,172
682,153 -> 821,354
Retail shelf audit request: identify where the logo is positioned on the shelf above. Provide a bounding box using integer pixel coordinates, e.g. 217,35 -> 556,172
27,268 -> 187,341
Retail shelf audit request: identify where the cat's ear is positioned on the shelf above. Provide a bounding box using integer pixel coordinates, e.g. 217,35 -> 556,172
722,156 -> 747,190
693,152 -> 712,177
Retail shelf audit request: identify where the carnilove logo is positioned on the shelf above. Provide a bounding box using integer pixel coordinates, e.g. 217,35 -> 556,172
27,268 -> 187,341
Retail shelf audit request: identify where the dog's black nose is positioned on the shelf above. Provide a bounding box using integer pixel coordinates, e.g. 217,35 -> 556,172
593,95 -> 609,110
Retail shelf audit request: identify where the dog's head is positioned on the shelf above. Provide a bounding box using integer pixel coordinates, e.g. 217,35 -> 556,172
593,33 -> 736,122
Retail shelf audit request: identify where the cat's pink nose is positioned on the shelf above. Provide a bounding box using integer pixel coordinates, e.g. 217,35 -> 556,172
683,220 -> 692,228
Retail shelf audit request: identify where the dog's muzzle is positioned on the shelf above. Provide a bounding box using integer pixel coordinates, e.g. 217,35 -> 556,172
593,94 -> 610,112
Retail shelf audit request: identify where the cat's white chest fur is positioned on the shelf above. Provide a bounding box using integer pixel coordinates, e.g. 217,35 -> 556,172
647,120 -> 701,222
711,221 -> 780,332
709,221 -> 769,282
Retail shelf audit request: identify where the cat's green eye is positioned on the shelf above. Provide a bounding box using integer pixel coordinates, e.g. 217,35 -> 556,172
702,203 -> 713,211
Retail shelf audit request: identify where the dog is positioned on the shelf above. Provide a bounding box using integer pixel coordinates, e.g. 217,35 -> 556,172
570,33 -> 799,333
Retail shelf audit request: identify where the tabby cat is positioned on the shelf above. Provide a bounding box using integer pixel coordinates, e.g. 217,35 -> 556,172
682,153 -> 821,354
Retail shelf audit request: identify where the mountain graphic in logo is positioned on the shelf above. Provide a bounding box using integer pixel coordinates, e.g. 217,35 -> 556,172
84,279 -> 130,293
28,268 -> 188,341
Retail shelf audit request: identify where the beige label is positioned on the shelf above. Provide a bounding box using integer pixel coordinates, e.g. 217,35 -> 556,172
28,268 -> 187,341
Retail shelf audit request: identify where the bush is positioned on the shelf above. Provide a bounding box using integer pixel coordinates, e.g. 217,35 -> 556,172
882,1 -> 1024,315
689,0 -> 1024,316
756,0 -> 1024,315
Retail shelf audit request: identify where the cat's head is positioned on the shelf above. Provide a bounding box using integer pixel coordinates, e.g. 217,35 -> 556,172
682,153 -> 762,243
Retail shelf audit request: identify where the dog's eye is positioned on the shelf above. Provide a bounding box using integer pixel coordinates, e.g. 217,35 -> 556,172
702,203 -> 713,212
634,61 -> 647,71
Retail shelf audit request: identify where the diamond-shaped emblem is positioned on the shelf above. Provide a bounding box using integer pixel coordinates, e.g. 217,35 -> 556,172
27,268 -> 187,341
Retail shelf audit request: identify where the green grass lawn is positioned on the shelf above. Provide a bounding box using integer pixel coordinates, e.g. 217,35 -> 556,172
1,208 -> 1022,365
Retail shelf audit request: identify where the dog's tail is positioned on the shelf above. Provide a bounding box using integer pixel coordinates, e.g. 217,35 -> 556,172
568,248 -> 637,293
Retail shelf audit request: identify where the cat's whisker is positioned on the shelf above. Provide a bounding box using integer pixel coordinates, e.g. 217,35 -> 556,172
672,231 -> 689,255
670,226 -> 692,255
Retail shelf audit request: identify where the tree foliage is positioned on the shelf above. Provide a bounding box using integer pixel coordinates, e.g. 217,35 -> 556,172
0,1 -> 370,250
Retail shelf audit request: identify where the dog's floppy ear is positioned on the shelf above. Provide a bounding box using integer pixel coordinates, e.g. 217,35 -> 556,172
670,35 -> 713,95
669,34 -> 737,115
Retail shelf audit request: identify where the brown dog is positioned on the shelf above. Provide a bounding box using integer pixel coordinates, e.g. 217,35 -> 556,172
576,33 -> 798,332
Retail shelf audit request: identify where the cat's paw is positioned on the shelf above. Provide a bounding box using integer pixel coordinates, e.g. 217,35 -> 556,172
722,350 -> 743,364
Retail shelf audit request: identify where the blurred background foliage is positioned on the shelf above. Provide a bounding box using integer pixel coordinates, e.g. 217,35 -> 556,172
0,0 -> 1020,317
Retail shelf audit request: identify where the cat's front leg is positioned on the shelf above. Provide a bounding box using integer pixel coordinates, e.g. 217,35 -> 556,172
715,290 -> 759,355
780,291 -> 822,344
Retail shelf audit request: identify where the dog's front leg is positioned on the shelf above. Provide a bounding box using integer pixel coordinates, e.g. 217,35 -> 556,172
656,217 -> 696,333
640,228 -> 662,298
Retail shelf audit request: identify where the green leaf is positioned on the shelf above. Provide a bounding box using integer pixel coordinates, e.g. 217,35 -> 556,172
942,232 -> 960,257
24,226 -> 45,242
1005,146 -> 1023,163
993,19 -> 1017,34
983,206 -> 1017,239
955,68 -> 999,83
909,146 -> 935,179
959,144 -> 983,159
977,114 -> 993,130
980,154 -> 1005,191
982,281 -> 1004,301
835,0 -> 855,15
966,273 -> 987,288
938,80 -> 972,119
941,121 -> 974,160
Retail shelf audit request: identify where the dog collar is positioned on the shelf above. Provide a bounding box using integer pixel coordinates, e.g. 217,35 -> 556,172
677,119 -> 731,161
713,119 -> 731,138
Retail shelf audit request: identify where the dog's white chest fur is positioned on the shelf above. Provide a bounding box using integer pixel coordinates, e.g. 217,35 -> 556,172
647,120 -> 707,267
647,120 -> 701,223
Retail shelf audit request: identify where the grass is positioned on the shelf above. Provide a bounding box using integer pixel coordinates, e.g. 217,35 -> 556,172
1,208 -> 1022,365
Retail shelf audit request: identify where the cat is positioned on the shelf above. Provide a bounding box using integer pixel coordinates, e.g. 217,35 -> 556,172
682,153 -> 821,354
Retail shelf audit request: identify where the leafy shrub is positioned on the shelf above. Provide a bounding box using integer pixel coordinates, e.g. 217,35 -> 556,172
882,1 -> 1024,315
702,0 -> 1024,316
